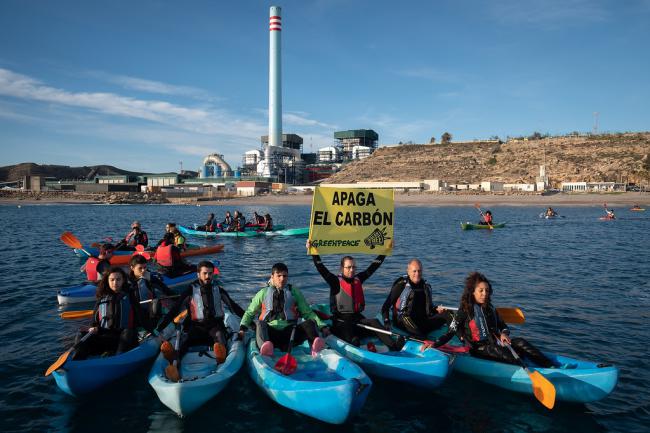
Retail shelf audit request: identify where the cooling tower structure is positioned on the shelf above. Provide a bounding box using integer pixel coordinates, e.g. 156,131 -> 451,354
257,6 -> 283,177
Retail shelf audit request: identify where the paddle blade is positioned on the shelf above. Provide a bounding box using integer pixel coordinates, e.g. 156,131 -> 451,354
275,353 -> 297,375
60,232 -> 82,249
60,310 -> 93,320
529,370 -> 556,409
496,307 -> 525,324
173,309 -> 188,324
474,203 -> 481,209
165,363 -> 181,382
45,350 -> 71,376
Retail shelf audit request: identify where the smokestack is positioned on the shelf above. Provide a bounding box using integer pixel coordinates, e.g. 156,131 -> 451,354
265,6 -> 282,177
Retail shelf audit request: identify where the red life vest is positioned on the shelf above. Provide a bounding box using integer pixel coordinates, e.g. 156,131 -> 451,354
85,257 -> 100,281
156,244 -> 173,267
336,276 -> 365,313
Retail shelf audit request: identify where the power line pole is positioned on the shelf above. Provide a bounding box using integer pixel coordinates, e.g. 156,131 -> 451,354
179,161 -> 183,173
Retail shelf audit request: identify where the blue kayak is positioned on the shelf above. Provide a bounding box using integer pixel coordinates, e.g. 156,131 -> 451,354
57,263 -> 217,305
325,335 -> 450,388
179,225 -> 302,238
148,312 -> 245,417
52,335 -> 159,396
246,339 -> 371,424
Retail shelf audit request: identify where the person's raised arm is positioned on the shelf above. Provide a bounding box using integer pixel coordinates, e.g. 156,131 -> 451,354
357,255 -> 386,283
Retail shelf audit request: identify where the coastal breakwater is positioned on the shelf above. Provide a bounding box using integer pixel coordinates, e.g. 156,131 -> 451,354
0,190 -> 168,204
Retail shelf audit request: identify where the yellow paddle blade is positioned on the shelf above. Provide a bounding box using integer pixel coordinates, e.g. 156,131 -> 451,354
60,231 -> 83,249
44,350 -> 71,376
60,310 -> 93,320
529,370 -> 556,409
496,307 -> 525,324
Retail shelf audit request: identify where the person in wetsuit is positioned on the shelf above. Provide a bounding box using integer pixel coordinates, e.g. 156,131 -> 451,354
433,272 -> 565,368
196,213 -> 215,232
381,259 -> 450,338
307,240 -> 403,351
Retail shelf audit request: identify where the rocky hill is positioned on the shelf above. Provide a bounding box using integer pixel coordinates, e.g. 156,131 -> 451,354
326,132 -> 650,186
0,163 -> 139,182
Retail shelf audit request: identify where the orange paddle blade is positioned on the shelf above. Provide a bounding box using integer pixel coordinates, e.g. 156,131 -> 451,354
173,310 -> 188,324
60,232 -> 83,249
45,350 -> 72,376
275,353 -> 297,375
529,370 -> 556,409
165,364 -> 181,382
496,307 -> 525,324
60,310 -> 93,320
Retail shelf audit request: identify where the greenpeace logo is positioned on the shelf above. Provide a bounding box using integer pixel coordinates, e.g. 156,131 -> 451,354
364,227 -> 390,249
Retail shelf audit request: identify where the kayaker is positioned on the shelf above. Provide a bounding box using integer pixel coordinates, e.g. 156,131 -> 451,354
80,243 -> 114,282
605,208 -> 616,219
631,204 -> 642,210
545,207 -> 558,217
253,212 -> 265,225
227,210 -> 246,232
155,232 -> 194,278
238,262 -> 329,357
167,223 -> 187,251
262,213 -> 273,231
157,261 -> 245,382
479,210 -> 493,225
74,266 -> 151,360
381,259 -> 451,338
433,272 -> 562,368
121,220 -> 149,249
196,213 -> 215,232
307,240 -> 403,351
216,211 -> 233,231
128,254 -> 175,329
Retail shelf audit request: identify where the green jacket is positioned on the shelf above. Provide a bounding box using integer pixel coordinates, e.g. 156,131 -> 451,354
240,284 -> 326,331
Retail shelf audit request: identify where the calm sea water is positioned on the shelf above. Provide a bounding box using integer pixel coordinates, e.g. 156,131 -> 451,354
0,203 -> 648,433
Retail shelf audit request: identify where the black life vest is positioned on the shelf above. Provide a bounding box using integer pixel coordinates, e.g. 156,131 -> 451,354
96,292 -> 134,330
393,277 -> 434,320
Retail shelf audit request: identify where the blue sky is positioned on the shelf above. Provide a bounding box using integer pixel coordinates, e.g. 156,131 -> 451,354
1,0 -> 649,173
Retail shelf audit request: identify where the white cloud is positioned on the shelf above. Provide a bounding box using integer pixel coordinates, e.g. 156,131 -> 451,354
283,111 -> 338,129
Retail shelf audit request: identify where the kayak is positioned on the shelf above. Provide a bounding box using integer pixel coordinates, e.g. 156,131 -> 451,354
51,335 -> 159,396
108,244 -> 224,266
246,339 -> 371,424
57,261 -> 218,304
539,213 -> 560,219
262,227 -> 309,237
148,312 -> 245,417
599,217 -> 616,221
430,329 -> 618,403
461,222 -> 506,230
629,208 -> 645,211
74,242 -> 202,258
325,335 -> 450,388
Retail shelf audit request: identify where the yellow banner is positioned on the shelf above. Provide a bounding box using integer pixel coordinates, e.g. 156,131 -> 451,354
308,187 -> 394,255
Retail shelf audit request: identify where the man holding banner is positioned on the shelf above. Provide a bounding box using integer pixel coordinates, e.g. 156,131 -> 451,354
307,187 -> 403,352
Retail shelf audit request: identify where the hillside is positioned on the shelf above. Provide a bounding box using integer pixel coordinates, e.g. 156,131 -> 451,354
326,132 -> 650,186
0,163 -> 140,182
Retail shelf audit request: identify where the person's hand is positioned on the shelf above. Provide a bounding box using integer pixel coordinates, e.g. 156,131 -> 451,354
499,333 -> 511,345
320,326 -> 331,337
436,305 -> 446,314
87,327 -> 98,334
305,239 -> 311,250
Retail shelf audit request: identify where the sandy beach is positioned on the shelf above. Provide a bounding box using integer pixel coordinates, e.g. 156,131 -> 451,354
2,191 -> 647,207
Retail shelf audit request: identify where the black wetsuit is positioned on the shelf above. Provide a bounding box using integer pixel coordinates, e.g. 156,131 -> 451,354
381,276 -> 450,338
311,254 -> 400,350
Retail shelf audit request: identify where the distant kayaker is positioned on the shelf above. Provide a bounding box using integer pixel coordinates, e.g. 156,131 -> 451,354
121,220 -> 148,249
253,212 -> 265,225
631,204 -> 642,210
216,211 -> 233,231
167,222 -> 187,250
381,259 -> 451,338
128,254 -> 175,329
74,266 -> 151,360
605,209 -> 616,219
545,207 -> 558,217
157,261 -> 245,382
307,240 -> 404,351
80,243 -> 114,282
262,213 -> 273,231
155,232 -> 193,277
433,272 -> 562,368
479,210 -> 493,225
238,262 -> 329,357
196,213 -> 215,232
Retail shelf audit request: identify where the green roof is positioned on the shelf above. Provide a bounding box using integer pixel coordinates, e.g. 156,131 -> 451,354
334,129 -> 378,140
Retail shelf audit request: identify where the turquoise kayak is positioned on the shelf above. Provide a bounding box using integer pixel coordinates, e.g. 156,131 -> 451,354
325,335 -> 450,388
262,227 -> 309,237
148,313 -> 245,417
179,225 -> 305,238
433,331 -> 618,403
246,339 -> 371,424
461,222 -> 506,230
51,335 -> 159,396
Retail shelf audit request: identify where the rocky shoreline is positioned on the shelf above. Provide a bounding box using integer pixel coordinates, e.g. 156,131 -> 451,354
0,190 -> 168,204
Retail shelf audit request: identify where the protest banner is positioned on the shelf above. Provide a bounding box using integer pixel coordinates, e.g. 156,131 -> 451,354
308,187 -> 394,255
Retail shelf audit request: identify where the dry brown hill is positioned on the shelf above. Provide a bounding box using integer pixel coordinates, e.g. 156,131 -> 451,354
326,132 -> 650,186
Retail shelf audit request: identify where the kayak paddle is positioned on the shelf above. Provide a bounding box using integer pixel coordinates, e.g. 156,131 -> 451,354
440,305 -> 525,325
60,231 -> 92,257
44,329 -> 95,376
60,296 -> 180,320
165,317 -> 185,383
275,324 -> 298,375
474,203 -> 493,230
505,342 -> 556,409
